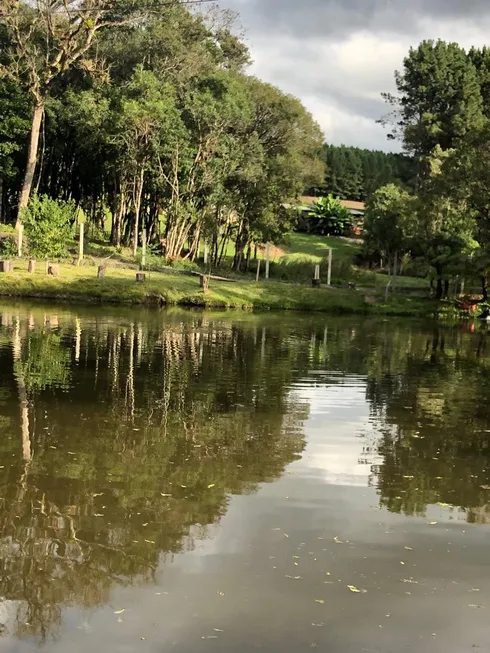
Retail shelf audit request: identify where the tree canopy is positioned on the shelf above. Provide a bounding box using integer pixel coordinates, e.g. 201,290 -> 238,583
366,39 -> 490,299
310,144 -> 415,202
0,1 -> 324,269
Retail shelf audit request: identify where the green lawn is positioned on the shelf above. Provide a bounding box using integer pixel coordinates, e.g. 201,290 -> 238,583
280,233 -> 360,263
0,259 -> 436,317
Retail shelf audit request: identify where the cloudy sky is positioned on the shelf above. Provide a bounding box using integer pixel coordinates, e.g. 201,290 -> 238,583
220,0 -> 490,151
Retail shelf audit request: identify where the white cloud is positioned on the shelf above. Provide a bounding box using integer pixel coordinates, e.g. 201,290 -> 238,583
221,0 -> 490,150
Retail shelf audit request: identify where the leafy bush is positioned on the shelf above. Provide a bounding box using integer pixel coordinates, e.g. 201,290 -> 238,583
22,195 -> 75,259
0,232 -> 17,258
297,195 -> 353,237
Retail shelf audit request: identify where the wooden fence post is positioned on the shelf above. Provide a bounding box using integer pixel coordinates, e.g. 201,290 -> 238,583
28,259 -> 35,273
327,248 -> 332,286
77,222 -> 84,266
199,274 -> 209,293
312,264 -> 321,287
141,228 -> 147,268
17,224 -> 23,258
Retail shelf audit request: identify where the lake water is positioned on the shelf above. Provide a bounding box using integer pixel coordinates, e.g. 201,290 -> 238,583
0,303 -> 489,652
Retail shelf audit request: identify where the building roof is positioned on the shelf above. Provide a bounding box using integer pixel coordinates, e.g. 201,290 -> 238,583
297,196 -> 366,212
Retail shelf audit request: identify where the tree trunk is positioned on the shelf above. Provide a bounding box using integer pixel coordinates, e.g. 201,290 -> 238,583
0,175 -> 3,222
17,98 -> 45,225
392,250 -> 398,293
443,279 -> 449,299
435,264 -> 443,300
132,169 -> 144,258
482,275 -> 488,301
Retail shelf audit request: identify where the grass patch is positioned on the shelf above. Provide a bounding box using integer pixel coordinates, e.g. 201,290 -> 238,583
280,233 -> 360,263
0,260 -> 438,317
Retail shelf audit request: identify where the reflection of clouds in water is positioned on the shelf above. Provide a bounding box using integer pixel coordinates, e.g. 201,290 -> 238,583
290,375 -> 382,487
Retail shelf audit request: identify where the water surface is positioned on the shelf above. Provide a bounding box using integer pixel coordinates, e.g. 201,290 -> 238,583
0,304 -> 489,652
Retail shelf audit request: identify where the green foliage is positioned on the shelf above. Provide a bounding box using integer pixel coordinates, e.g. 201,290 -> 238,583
301,194 -> 353,236
311,144 -> 415,201
384,40 -> 484,161
21,195 -> 75,259
378,40 -> 490,296
0,231 -> 17,258
16,331 -> 72,391
364,184 -> 413,259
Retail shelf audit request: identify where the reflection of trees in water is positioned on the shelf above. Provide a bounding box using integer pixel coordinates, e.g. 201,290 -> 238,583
0,308 -> 311,641
364,326 -> 490,521
3,310 -> 490,639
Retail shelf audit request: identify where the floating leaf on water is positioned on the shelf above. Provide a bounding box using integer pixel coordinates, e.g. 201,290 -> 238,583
311,623 -> 325,627
293,556 -> 300,559
160,493 -> 171,497
403,475 -> 414,479
202,636 -> 218,639
181,485 -> 187,488
315,599 -> 325,604
272,528 -> 281,531
213,629 -> 224,632
283,533 -> 289,538
437,502 -> 452,508
93,492 -> 104,497
347,585 -> 363,593
207,484 -> 215,489
218,592 -> 225,596
142,523 -> 148,527
468,604 -> 484,608
428,521 -> 438,525
400,561 -> 405,565
144,539 -> 155,544
334,536 -> 344,544
480,485 -> 490,490
114,609 -> 125,614
401,578 -> 418,584
404,547 -> 413,551
93,513 -> 104,517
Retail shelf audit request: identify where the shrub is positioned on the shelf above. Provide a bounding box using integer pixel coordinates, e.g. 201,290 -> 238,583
298,195 -> 353,237
22,195 -> 75,259
0,231 -> 17,258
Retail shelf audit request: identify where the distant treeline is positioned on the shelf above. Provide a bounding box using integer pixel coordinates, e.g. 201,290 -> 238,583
309,144 -> 416,201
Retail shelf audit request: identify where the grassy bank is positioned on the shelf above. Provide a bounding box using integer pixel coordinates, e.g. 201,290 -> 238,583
0,260 -> 438,317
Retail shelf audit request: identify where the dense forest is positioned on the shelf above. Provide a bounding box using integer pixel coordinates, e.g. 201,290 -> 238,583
0,0 -> 324,269
311,144 -> 415,201
364,40 -> 490,298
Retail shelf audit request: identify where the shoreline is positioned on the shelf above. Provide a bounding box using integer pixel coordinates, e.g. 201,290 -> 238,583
0,262 -> 438,317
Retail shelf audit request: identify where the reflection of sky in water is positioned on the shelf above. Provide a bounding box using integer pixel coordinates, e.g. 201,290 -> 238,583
291,374 -> 378,487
